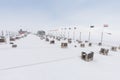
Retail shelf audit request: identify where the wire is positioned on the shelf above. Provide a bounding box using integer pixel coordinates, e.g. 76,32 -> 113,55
0,56 -> 78,71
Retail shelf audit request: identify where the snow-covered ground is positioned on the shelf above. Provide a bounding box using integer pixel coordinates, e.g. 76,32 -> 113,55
0,34 -> 120,80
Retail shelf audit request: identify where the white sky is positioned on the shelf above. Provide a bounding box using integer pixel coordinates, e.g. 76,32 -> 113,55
0,0 -> 120,32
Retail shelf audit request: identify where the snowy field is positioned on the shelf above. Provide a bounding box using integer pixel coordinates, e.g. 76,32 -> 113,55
0,34 -> 120,80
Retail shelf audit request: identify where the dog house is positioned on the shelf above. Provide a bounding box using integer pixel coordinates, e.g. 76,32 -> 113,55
12,44 -> 17,48
99,48 -> 109,55
0,38 -> 6,43
61,43 -> 68,48
74,45 -> 77,47
81,51 -> 94,62
40,36 -> 45,40
57,38 -> 61,41
50,40 -> 55,44
111,46 -> 117,51
56,37 -> 61,41
98,42 -> 102,46
0,36 -> 6,43
85,41 -> 88,43
77,40 -> 82,43
10,42 -> 14,44
63,38 -> 67,40
10,37 -> 16,41
88,43 -> 92,47
68,39 -> 72,43
80,43 -> 85,48
53,36 -> 55,39
15,36 -> 21,39
118,46 -> 120,50
46,38 -> 49,42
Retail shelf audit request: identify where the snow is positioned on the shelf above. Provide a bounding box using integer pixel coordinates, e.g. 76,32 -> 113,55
0,34 -> 120,80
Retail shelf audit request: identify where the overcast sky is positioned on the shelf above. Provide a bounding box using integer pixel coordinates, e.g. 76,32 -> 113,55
0,0 -> 120,31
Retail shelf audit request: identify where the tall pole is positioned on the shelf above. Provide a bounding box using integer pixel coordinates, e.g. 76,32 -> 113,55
79,32 -> 81,41
2,30 -> 4,36
88,25 -> 94,42
88,31 -> 90,42
101,31 -> 104,44
68,31 -> 69,39
88,27 -> 91,42
101,25 -> 105,44
61,28 -> 64,38
64,28 -> 66,38
73,30 -> 75,41
68,28 -> 71,39
73,27 -> 76,41
61,28 -> 63,38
